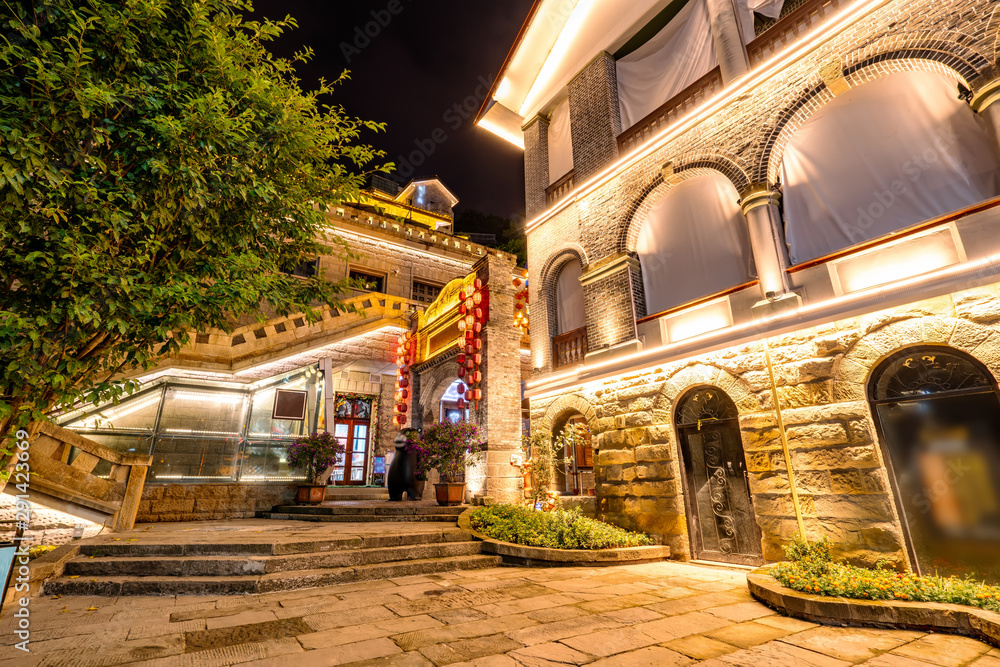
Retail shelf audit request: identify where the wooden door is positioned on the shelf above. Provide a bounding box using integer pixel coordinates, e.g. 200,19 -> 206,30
330,396 -> 373,486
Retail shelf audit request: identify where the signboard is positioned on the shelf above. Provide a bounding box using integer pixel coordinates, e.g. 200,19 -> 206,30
272,389 -> 308,421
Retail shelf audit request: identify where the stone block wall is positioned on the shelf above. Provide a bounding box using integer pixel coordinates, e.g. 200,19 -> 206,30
136,483 -> 296,523
530,285 -> 1000,567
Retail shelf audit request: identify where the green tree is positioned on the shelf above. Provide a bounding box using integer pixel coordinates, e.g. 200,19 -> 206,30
0,0 -> 387,480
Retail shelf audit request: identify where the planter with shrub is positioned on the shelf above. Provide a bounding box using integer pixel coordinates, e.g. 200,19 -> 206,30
286,432 -> 345,504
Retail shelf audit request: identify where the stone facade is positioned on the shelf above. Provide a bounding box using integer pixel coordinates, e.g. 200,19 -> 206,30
530,286 -> 1000,566
136,483 -> 297,523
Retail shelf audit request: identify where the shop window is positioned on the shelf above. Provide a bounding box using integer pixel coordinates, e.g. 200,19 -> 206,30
869,346 -> 1000,583
282,257 -> 318,278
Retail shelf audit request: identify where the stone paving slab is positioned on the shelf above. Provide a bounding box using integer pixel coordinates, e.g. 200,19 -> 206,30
2,559 -> 996,666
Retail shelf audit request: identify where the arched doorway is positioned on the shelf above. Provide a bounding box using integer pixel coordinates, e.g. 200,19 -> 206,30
869,346 -> 1000,582
553,413 -> 594,496
675,387 -> 762,564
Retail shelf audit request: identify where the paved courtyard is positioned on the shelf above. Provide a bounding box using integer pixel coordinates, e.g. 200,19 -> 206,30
1,559 -> 997,667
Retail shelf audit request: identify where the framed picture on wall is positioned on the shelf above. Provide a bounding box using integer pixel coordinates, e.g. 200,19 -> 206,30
272,389 -> 308,421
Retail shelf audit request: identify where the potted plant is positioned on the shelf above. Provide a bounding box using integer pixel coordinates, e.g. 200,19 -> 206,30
403,430 -> 430,501
287,432 -> 344,504
418,421 -> 485,506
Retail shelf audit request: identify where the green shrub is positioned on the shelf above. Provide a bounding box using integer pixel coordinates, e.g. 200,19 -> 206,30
469,504 -> 653,550
771,535 -> 1000,614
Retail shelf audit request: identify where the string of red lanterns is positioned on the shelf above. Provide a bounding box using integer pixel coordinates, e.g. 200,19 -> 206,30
455,278 -> 488,411
513,270 -> 529,335
393,331 -> 415,427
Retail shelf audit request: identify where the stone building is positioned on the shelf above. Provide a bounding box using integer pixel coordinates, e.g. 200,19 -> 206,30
477,0 -> 1000,580
35,178 -> 523,529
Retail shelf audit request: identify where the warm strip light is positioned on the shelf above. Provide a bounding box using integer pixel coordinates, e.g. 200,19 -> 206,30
476,116 -> 525,149
526,248 -> 1000,396
329,227 -> 478,267
153,475 -> 233,479
523,0 -> 893,235
67,394 -> 161,429
519,0 -> 597,117
239,476 -> 308,481
161,429 -> 241,436
172,391 -> 245,403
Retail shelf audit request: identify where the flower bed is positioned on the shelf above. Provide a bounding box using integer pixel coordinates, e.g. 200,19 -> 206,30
771,536 -> 1000,614
468,504 -> 653,550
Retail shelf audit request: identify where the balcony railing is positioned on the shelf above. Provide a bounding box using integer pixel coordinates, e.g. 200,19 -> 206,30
747,0 -> 855,66
617,67 -> 723,155
552,326 -> 588,370
546,169 -> 575,207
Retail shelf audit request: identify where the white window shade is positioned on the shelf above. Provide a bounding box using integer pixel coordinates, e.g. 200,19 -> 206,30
616,0 -> 718,131
736,0 -> 785,42
548,97 -> 574,185
782,71 -> 1000,266
555,260 -> 586,334
637,172 -> 753,316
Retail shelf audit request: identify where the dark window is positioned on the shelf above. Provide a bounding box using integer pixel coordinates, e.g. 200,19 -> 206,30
412,280 -> 442,303
350,269 -> 385,292
282,258 -> 318,278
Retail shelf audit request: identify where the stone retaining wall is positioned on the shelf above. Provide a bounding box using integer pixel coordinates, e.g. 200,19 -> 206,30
530,285 -> 1000,566
135,483 -> 296,523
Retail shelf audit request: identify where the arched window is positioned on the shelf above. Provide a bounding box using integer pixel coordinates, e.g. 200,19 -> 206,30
637,173 -> 753,315
675,387 -> 762,564
869,346 -> 1000,583
782,70 -> 1000,265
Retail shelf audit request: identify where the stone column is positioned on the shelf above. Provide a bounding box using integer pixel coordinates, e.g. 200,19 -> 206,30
568,51 -> 622,182
475,252 -> 523,503
972,78 -> 1000,160
523,115 -> 550,220
740,184 -> 799,312
706,0 -> 749,84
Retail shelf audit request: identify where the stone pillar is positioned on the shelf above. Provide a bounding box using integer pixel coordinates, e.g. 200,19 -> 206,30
972,78 -> 1000,160
475,252 -> 523,503
523,115 -> 550,219
580,254 -> 642,361
706,0 -> 749,84
568,51 -> 622,182
740,183 -> 800,314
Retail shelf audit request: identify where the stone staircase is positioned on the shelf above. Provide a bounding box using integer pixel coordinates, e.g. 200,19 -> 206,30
44,525 -> 499,596
324,486 -> 390,501
258,503 -> 464,523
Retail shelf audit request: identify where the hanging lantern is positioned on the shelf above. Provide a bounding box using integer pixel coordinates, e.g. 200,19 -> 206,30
474,338 -> 483,350
457,353 -> 466,364
465,297 -> 474,309
513,278 -> 521,287
399,377 -> 409,389
394,415 -> 406,425
473,353 -> 482,365
465,358 -> 474,370
396,403 -> 408,413
458,304 -> 467,316
474,278 -> 483,289
465,344 -> 473,355
465,390 -> 473,401
472,388 -> 482,401
464,314 -> 475,328
473,322 -> 482,333
514,302 -> 522,310
459,290 -> 466,301
399,365 -> 409,375
473,291 -> 483,305
457,383 -> 466,395
457,398 -> 467,409
474,308 -> 483,320
398,389 -> 408,401
466,330 -> 474,340
457,367 -> 466,378
471,370 -> 482,384
457,319 -> 467,332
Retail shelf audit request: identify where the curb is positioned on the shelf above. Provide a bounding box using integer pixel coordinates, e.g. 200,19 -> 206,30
748,568 -> 1000,649
457,508 -> 671,567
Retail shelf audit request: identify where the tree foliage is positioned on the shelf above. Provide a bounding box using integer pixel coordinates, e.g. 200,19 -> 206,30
0,0 -> 387,472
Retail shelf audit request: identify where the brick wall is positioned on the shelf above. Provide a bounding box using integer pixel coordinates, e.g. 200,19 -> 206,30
523,116 -> 550,219
567,51 -> 622,183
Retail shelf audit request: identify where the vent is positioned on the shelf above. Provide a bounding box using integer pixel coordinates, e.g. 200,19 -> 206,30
253,328 -> 267,340
231,334 -> 246,346
293,317 -> 305,328
274,322 -> 287,334
196,333 -> 211,345
340,371 -> 350,380
369,374 -> 382,384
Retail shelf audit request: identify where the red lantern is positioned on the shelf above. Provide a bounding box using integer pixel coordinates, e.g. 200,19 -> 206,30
465,359 -> 474,370
473,353 -> 482,365
474,279 -> 482,289
465,344 -> 473,355
465,390 -> 473,401
474,338 -> 483,350
395,415 -> 406,425
397,403 -> 408,413
400,365 -> 409,375
466,330 -> 474,340
457,383 -> 466,394
513,278 -> 521,287
457,399 -> 467,409
473,322 -> 482,333
471,370 -> 482,383
457,353 -> 466,364
473,388 -> 482,400
458,304 -> 467,315
459,290 -> 466,301
399,377 -> 409,388
474,308 -> 483,320
398,389 -> 408,400
457,367 -> 466,378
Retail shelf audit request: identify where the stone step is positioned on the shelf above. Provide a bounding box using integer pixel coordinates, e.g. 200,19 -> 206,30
257,512 -> 460,523
77,526 -> 470,558
65,541 -> 484,577
44,554 -> 503,596
325,487 -> 389,500
270,504 -> 467,515
322,493 -> 391,500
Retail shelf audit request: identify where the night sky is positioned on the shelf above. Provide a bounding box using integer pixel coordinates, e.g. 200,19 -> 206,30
251,0 -> 534,220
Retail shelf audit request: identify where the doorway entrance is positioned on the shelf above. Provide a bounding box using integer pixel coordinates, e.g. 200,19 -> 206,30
330,395 -> 373,485
554,414 -> 594,496
869,346 -> 1000,583
676,387 -> 762,565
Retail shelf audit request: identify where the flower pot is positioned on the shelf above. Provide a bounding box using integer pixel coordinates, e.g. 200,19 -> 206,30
434,482 -> 466,506
413,479 -> 426,501
296,485 -> 327,505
